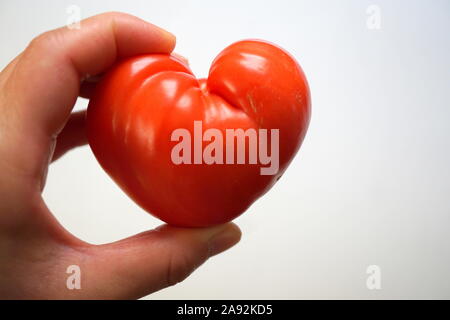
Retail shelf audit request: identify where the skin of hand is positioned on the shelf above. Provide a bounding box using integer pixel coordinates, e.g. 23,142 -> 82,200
0,12 -> 241,299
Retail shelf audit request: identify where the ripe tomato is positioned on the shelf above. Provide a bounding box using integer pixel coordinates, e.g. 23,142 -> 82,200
87,40 -> 310,227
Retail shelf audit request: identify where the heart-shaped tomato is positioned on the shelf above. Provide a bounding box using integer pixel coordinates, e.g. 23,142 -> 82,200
87,40 -> 310,227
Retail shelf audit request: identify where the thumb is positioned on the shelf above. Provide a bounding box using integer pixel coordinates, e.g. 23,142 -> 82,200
79,223 -> 241,299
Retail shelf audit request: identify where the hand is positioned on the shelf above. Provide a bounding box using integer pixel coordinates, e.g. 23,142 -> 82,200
0,12 -> 241,299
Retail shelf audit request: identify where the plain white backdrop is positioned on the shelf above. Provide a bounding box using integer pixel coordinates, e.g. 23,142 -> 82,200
1,0 -> 450,299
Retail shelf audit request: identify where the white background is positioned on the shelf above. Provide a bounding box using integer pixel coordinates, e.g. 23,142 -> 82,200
1,0 -> 450,299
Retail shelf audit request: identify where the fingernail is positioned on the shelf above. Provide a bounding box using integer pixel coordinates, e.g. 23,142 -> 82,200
160,28 -> 176,47
172,52 -> 189,66
208,223 -> 242,257
165,30 -> 176,43
152,25 -> 176,52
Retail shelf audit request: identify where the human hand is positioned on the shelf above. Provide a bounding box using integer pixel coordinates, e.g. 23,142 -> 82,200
0,12 -> 241,299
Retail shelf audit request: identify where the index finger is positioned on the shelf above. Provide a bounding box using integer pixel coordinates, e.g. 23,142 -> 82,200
0,12 -> 175,186
3,12 -> 175,137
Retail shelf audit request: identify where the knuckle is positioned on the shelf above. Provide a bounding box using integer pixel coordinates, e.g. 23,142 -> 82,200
27,30 -> 59,53
97,11 -> 131,22
165,252 -> 196,288
29,31 -> 51,49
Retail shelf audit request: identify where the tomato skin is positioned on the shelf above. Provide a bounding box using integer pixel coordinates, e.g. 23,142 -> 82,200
87,40 -> 310,227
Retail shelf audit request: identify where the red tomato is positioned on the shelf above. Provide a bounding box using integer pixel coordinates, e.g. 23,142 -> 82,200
87,40 -> 310,227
